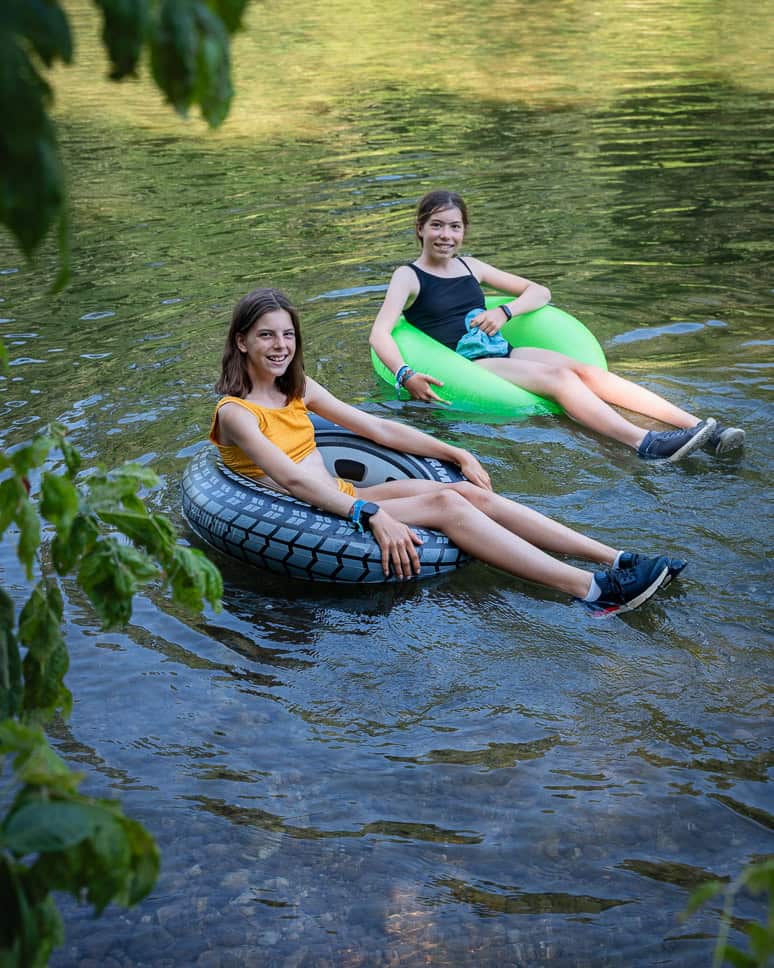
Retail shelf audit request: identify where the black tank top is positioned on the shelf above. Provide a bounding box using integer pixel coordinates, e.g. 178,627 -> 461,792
403,257 -> 486,349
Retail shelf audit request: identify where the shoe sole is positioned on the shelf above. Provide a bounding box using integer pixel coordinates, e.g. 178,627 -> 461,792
665,418 -> 717,462
589,563 -> 670,616
712,427 -> 745,455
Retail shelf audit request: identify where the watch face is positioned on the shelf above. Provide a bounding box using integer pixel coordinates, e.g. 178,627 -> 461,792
358,502 -> 381,529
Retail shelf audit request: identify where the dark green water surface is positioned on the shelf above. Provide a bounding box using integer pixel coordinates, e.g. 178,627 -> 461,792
1,2 -> 773,965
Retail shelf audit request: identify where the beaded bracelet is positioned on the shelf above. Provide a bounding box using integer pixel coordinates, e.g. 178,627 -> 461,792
394,364 -> 415,395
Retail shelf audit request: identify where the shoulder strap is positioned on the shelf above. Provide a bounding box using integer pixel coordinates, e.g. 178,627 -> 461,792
215,395 -> 260,415
456,256 -> 474,277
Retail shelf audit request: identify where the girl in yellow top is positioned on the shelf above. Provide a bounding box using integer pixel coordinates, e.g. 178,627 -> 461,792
209,287 -> 683,615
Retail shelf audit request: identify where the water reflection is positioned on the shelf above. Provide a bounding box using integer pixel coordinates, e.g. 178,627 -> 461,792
2,2 -> 773,965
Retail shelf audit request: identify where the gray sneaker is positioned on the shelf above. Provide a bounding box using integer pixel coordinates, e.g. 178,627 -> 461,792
637,418 -> 716,462
704,424 -> 745,455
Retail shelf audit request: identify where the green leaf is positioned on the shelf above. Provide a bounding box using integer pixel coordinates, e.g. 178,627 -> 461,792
18,581 -> 63,660
93,0 -> 149,79
744,858 -> 774,894
11,0 -> 74,68
721,946 -> 757,968
1,800 -> 93,856
0,590 -> 23,720
149,0 -> 235,126
77,538 -> 159,627
149,0 -> 198,117
745,922 -> 774,960
684,879 -> 724,917
0,721 -> 81,792
0,38 -> 65,256
10,436 -> 54,476
98,508 -> 176,558
193,3 -> 232,127
51,203 -> 71,292
86,463 -> 160,511
167,545 -> 223,612
51,511 -> 99,575
0,718 -> 45,757
0,477 -> 25,538
0,855 -> 65,965
120,815 -> 160,904
22,639 -> 71,724
40,472 -> 79,530
207,0 -> 250,32
15,743 -> 81,794
47,424 -> 81,478
16,498 -> 41,579
26,799 -> 159,915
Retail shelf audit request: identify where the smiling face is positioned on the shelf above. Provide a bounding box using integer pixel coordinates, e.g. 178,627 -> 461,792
237,308 -> 297,383
417,206 -> 466,259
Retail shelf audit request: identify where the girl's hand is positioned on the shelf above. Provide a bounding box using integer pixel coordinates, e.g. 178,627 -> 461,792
456,451 -> 492,490
369,510 -> 424,579
404,371 -> 450,405
469,309 -> 506,337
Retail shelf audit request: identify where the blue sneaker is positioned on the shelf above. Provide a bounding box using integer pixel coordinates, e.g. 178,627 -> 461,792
580,555 -> 670,616
637,419 -> 716,462
704,424 -> 745,455
617,551 -> 687,587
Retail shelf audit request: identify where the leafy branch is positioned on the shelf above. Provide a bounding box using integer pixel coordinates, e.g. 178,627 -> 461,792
683,858 -> 774,967
1,423 -> 223,965
0,0 -> 251,285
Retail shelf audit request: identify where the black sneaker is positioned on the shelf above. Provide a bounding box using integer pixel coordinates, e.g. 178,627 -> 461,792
704,424 -> 745,455
637,418 -> 716,462
579,555 -> 670,616
617,551 -> 687,587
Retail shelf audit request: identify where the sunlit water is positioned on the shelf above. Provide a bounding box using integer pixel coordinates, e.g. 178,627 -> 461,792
2,1 -> 773,965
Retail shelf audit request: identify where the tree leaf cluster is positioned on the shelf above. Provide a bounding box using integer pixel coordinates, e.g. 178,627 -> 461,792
1,425 -> 223,965
0,0 -> 250,280
0,720 -> 160,967
1,3 -> 239,961
683,859 -> 774,967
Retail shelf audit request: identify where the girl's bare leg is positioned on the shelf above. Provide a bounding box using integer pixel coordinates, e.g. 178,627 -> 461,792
513,347 -> 700,425
361,479 -> 617,564
477,348 -> 701,447
358,483 -> 602,598
448,481 -> 618,562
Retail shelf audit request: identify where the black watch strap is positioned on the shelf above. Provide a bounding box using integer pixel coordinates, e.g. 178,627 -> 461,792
358,501 -> 381,531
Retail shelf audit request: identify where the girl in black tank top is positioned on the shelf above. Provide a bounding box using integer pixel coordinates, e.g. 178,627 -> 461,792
368,189 -> 742,461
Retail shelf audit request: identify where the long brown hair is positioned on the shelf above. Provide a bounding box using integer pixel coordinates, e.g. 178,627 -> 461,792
415,190 -> 469,243
216,288 -> 306,399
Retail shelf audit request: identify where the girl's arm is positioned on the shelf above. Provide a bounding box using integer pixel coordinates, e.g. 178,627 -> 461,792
467,258 -> 551,336
368,266 -> 448,404
305,379 -> 492,490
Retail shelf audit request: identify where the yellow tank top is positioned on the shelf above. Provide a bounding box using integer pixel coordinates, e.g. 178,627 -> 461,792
209,396 -> 316,479
208,396 -> 356,498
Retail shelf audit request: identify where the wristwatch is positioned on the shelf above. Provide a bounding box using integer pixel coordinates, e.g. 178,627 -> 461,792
358,501 -> 381,531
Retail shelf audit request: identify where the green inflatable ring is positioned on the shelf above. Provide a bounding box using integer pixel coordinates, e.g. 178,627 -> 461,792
371,296 -> 607,417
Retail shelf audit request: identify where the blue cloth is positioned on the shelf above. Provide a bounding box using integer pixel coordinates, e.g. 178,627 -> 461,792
455,309 -> 511,361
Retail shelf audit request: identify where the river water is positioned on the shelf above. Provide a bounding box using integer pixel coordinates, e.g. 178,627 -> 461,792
2,2 -> 773,965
